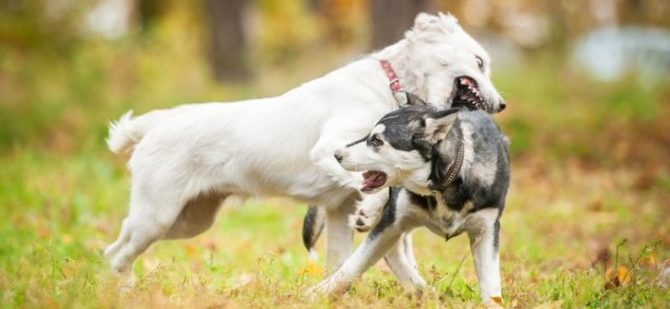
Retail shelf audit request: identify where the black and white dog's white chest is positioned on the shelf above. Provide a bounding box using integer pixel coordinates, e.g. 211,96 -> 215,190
402,189 -> 479,240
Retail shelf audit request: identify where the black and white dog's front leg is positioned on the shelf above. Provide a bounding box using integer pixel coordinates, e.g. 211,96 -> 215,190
465,208 -> 503,303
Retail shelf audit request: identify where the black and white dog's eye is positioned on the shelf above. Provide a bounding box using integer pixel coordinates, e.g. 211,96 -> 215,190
368,134 -> 383,147
475,56 -> 484,71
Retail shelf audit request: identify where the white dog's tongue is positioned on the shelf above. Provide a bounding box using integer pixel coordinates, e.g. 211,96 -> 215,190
361,170 -> 387,192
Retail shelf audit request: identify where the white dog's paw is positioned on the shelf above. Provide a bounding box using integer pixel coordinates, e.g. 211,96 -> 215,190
348,208 -> 378,232
341,172 -> 365,191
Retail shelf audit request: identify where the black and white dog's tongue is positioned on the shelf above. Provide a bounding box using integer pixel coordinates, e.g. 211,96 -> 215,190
361,170 -> 387,192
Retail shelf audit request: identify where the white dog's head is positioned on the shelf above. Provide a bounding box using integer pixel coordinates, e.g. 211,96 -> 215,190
392,13 -> 505,113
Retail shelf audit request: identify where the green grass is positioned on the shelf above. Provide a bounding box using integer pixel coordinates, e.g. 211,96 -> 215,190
1,33 -> 670,307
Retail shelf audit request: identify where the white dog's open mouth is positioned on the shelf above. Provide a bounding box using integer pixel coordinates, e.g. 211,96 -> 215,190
361,170 -> 387,192
451,76 -> 485,111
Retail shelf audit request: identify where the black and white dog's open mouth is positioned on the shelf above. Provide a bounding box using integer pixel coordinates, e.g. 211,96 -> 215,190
450,76 -> 485,111
362,170 -> 387,192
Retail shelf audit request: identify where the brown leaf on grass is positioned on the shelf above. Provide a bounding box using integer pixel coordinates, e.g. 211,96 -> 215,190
490,296 -> 504,306
587,199 -> 603,212
299,261 -> 324,277
638,255 -> 657,269
605,265 -> 631,289
185,243 -> 198,258
632,170 -> 656,191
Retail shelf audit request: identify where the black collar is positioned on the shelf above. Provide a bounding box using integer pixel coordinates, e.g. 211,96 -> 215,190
428,135 -> 465,192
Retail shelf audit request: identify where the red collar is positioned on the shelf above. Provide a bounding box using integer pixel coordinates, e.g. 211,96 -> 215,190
379,60 -> 407,104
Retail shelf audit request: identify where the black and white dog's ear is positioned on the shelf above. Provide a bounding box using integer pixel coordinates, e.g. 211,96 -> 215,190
405,93 -> 428,106
423,109 -> 459,143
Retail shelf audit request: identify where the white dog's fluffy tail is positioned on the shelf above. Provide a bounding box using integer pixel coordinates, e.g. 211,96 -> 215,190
107,110 -> 172,154
107,111 -> 137,154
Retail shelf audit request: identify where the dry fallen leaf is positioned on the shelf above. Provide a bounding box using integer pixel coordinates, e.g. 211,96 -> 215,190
638,255 -> 657,269
605,265 -> 631,288
490,296 -> 504,306
184,243 -> 198,258
300,261 -> 324,277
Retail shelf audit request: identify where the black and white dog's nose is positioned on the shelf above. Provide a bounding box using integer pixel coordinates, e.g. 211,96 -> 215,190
334,150 -> 344,163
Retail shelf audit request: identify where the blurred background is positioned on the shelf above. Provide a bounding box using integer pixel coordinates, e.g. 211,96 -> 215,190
1,0 -> 669,307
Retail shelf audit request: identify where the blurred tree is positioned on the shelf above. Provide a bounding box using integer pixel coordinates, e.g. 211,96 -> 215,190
202,0 -> 250,83
369,0 -> 434,49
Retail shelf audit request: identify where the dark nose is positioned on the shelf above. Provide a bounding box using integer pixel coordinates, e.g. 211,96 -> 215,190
334,150 -> 343,163
499,102 -> 506,111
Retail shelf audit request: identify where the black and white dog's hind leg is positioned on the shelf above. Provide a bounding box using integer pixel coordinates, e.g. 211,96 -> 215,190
464,207 -> 503,302
383,231 -> 427,293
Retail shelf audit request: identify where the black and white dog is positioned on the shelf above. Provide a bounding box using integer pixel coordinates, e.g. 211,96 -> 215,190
308,99 -> 510,304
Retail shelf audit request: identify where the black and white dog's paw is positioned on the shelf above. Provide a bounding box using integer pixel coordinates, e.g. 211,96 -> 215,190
305,277 -> 351,300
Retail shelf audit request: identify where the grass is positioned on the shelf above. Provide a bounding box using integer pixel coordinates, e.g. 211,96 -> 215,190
1,33 -> 670,307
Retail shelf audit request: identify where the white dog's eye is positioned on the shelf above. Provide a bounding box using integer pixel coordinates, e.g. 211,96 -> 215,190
475,56 -> 484,71
368,134 -> 383,147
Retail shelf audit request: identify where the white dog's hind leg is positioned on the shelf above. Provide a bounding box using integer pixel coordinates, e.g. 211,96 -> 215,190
105,185 -> 187,273
466,208 -> 503,304
325,203 -> 355,273
383,232 -> 427,293
348,190 -> 388,232
108,209 -> 180,273
104,218 -> 131,260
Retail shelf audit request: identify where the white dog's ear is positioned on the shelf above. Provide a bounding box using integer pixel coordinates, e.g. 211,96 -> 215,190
424,110 -> 458,143
413,12 -> 459,34
438,12 -> 459,32
406,93 -> 428,106
414,13 -> 441,32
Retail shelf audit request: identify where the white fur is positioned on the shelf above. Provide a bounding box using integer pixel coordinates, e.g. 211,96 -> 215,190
104,12 -> 503,279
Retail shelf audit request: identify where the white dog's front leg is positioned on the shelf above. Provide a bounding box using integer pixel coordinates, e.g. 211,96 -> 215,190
466,208 -> 503,304
349,189 -> 388,232
310,225 -> 403,295
310,135 -> 362,190
383,232 -> 427,293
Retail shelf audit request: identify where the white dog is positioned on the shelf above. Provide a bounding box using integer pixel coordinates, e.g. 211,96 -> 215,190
103,13 -> 505,286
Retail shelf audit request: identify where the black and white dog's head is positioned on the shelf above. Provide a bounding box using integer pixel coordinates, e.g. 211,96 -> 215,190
335,97 -> 507,194
336,97 -> 465,195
